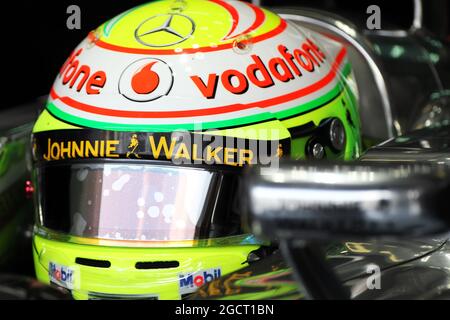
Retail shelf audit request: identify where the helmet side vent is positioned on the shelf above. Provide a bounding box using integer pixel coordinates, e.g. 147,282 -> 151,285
75,257 -> 111,268
135,261 -> 180,269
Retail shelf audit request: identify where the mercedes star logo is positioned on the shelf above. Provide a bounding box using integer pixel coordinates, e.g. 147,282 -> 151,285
134,13 -> 196,47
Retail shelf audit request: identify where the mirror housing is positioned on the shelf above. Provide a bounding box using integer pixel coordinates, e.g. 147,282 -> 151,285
245,161 -> 450,241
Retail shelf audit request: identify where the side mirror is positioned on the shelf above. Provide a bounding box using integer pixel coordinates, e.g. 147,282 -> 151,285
245,161 -> 450,300
246,161 -> 450,241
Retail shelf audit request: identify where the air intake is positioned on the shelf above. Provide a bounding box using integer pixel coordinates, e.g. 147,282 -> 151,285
135,261 -> 180,269
75,257 -> 111,268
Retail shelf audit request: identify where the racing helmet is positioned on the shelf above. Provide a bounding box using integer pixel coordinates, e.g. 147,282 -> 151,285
31,0 -> 362,299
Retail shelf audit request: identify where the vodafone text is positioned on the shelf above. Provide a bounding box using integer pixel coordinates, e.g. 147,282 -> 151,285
59,48 -> 107,94
190,39 -> 326,98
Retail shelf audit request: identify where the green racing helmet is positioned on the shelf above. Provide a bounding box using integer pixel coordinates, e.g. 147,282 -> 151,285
31,0 -> 361,299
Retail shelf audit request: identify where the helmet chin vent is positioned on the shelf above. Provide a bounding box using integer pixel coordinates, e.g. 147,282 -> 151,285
135,261 -> 180,269
75,257 -> 111,268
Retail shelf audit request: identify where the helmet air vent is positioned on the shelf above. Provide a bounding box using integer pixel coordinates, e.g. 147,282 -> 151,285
135,261 -> 180,269
75,257 -> 111,268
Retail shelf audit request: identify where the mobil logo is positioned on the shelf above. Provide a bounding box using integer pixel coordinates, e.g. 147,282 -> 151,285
119,58 -> 174,102
49,262 -> 75,289
179,267 -> 222,295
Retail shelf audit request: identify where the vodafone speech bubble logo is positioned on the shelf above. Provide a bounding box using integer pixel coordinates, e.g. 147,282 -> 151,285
119,58 -> 174,102
132,61 -> 160,94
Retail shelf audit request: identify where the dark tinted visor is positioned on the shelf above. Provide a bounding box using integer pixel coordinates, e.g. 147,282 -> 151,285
35,161 -> 245,244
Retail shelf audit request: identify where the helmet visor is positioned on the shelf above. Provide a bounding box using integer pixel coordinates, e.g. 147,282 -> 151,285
35,161 -> 244,244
